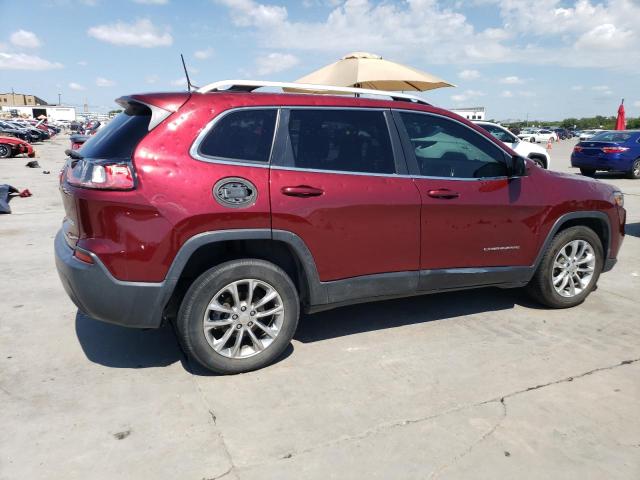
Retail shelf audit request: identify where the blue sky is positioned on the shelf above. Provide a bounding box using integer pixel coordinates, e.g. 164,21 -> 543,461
1,0 -> 639,120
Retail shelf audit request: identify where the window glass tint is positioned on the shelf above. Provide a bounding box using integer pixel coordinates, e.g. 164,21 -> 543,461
80,102 -> 151,159
287,109 -> 395,174
590,131 -> 632,142
199,109 -> 277,163
481,124 -> 516,144
400,112 -> 508,179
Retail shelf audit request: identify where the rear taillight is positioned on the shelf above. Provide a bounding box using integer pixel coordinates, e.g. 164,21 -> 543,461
601,147 -> 629,154
73,249 -> 94,264
573,146 -> 583,153
67,160 -> 135,190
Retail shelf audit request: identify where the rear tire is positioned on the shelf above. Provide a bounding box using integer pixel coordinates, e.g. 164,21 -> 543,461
627,159 -> 640,179
526,226 -> 603,308
580,167 -> 596,177
176,259 -> 299,374
0,144 -> 11,158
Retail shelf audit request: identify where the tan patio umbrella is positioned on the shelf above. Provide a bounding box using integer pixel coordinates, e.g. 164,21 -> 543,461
291,52 -> 455,92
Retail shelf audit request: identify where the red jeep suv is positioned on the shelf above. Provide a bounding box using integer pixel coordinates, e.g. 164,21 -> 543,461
55,81 -> 626,374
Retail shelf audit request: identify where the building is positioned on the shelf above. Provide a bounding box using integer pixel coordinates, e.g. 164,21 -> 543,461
0,92 -> 48,107
449,107 -> 486,121
1,105 -> 76,121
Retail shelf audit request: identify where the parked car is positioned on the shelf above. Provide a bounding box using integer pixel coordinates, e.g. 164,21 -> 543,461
517,128 -> 538,142
579,129 -> 603,141
571,130 -> 640,179
7,121 -> 49,141
0,121 -> 38,143
69,134 -> 89,150
553,128 -> 570,140
474,121 -> 551,168
55,80 -> 626,374
0,136 -> 35,158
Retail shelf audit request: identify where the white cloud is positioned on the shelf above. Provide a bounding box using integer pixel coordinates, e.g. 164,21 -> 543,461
194,47 -> 214,59
77,60 -> 88,66
458,69 -> 480,80
69,82 -> 85,91
10,30 -> 41,49
571,85 -> 583,91
500,76 -> 524,84
216,0 -> 512,65
0,52 -> 63,70
170,77 -> 187,87
451,89 -> 486,103
133,0 -> 168,4
146,74 -> 159,84
87,19 -> 173,47
592,85 -> 610,91
216,0 -> 287,27
501,90 -> 513,98
96,77 -> 116,87
575,23 -> 633,50
256,52 -> 299,75
633,100 -> 640,108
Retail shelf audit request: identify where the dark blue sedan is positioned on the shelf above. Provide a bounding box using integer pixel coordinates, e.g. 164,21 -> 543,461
571,130 -> 640,179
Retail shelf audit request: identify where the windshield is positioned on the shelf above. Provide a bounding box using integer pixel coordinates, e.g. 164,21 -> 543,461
590,131 -> 632,143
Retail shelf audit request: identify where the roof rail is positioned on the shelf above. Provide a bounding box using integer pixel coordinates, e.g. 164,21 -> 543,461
196,80 -> 431,106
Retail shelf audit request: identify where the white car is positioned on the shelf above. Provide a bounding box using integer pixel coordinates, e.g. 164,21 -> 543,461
579,129 -> 604,141
517,128 -> 557,143
474,121 -> 551,169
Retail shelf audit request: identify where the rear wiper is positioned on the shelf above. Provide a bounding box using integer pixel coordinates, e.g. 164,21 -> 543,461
65,149 -> 83,159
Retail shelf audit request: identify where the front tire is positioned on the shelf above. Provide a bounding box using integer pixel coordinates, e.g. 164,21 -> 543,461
526,226 -> 603,308
177,259 -> 299,374
627,159 -> 640,179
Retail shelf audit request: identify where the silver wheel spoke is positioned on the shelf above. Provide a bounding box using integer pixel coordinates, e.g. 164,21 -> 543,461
246,279 -> 256,306
229,282 -> 241,307
553,271 -> 567,286
204,318 -> 233,329
254,320 -> 276,338
253,290 -> 278,309
247,328 -> 264,352
208,301 -> 234,315
255,305 -> 284,318
213,328 -> 234,352
230,329 -> 244,357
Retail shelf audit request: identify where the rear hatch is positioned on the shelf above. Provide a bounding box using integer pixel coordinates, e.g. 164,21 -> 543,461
60,94 -> 189,246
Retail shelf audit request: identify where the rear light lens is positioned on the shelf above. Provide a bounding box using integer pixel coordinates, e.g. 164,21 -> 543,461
573,146 -> 583,153
601,147 -> 629,154
66,160 -> 135,190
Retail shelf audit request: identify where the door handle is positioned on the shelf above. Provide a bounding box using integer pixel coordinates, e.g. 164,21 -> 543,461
281,185 -> 324,198
427,189 -> 459,199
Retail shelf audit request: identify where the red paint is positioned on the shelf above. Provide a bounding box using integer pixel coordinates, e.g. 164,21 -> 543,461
59,91 -> 625,283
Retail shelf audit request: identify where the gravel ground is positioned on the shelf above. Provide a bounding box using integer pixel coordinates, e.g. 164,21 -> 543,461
1,135 -> 638,480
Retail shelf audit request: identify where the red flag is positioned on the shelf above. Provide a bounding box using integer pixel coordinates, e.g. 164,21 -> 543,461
615,99 -> 625,130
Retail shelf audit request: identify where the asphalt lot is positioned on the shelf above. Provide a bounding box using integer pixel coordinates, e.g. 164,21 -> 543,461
1,135 -> 639,479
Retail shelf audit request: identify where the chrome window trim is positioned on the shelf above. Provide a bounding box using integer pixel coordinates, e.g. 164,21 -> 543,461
393,108 -> 513,181
189,106 -> 280,167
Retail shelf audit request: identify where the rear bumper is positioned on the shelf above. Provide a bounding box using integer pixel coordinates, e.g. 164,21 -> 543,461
571,154 -> 632,171
54,229 -> 165,328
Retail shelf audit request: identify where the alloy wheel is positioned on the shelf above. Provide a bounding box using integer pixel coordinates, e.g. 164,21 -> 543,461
202,279 -> 285,359
552,239 -> 596,298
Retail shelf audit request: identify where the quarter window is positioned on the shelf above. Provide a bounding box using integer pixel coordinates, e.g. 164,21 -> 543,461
399,112 -> 508,179
198,109 -> 277,163
285,109 -> 395,174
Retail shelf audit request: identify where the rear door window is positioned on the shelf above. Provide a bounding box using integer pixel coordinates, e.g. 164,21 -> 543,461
399,112 -> 508,179
284,109 -> 395,174
197,109 -> 277,163
80,102 -> 151,159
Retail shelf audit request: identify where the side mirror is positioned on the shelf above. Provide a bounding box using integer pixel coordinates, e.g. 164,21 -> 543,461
510,155 -> 527,177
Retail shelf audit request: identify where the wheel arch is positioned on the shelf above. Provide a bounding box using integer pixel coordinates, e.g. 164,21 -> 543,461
534,211 -> 611,271
159,229 -> 326,323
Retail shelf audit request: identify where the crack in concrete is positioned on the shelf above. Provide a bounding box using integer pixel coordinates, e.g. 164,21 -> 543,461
267,357 -> 640,469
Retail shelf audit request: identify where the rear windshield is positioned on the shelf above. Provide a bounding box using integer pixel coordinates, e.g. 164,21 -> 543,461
79,102 -> 151,159
590,131 -> 632,142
